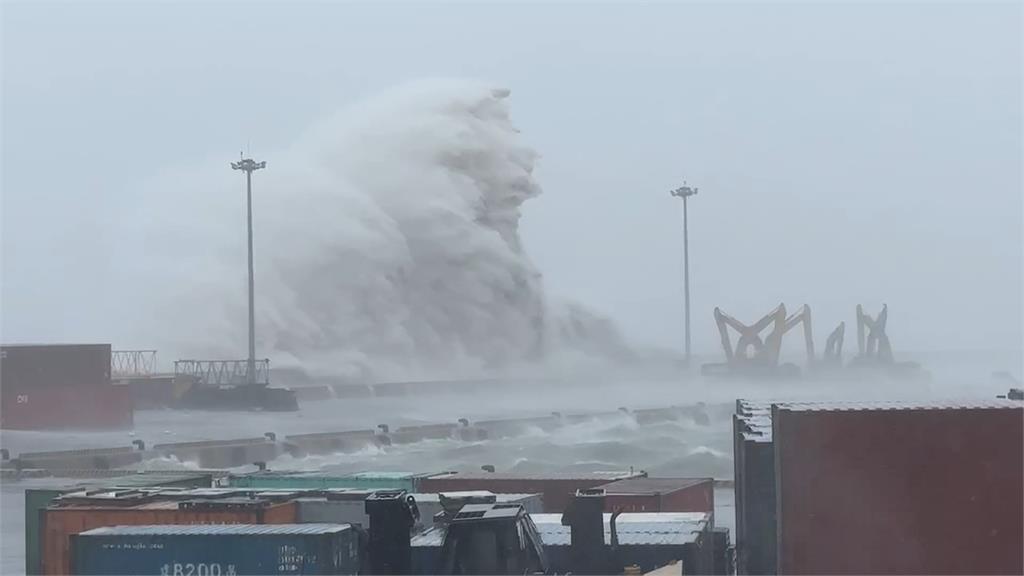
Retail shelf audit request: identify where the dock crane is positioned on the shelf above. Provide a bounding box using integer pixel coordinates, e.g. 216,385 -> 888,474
703,303 -> 815,378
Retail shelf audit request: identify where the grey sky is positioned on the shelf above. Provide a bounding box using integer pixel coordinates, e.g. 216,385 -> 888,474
2,2 -> 1021,358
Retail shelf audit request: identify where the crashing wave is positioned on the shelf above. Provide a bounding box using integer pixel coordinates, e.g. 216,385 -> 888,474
136,80 -> 630,382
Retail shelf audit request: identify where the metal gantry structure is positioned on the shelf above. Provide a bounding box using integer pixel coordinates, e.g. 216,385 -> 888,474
670,183 -> 699,365
174,359 -> 270,387
111,350 -> 157,378
231,153 -> 266,386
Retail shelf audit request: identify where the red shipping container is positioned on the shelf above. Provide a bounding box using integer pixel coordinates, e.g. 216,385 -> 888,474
1,344 -> 111,389
43,500 -> 296,575
419,471 -> 645,512
773,400 -> 1023,575
1,383 -> 133,430
597,477 -> 715,515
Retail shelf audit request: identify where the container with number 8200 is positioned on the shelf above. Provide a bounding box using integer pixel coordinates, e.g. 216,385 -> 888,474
70,524 -> 360,575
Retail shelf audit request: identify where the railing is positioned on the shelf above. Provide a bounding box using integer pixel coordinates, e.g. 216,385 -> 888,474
111,350 -> 158,377
173,359 -> 270,386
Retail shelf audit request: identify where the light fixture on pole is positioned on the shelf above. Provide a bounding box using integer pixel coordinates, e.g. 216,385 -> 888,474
670,183 -> 698,366
231,154 -> 266,385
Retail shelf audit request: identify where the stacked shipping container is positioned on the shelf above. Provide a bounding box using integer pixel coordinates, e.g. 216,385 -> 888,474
409,511 -> 715,575
295,490 -> 544,527
732,400 -> 776,575
773,400 -> 1023,575
597,477 -> 715,516
228,470 -> 428,492
733,398 -> 1024,575
42,498 -> 296,574
24,473 -> 214,575
1,344 -> 132,430
419,470 -> 645,512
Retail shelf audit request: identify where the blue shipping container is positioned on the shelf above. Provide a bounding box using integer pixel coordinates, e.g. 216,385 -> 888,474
71,524 -> 359,576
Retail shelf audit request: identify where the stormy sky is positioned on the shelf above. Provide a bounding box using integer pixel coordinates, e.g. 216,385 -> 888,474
2,2 -> 1020,362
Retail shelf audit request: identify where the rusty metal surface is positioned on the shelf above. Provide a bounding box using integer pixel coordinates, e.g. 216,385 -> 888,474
774,404 -> 1023,575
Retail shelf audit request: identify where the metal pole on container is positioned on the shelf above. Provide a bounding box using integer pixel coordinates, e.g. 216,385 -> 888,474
670,183 -> 698,366
231,153 -> 266,385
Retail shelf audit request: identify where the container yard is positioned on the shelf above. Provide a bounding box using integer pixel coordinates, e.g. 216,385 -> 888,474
3,369 -> 1023,574
2,386 -> 1018,575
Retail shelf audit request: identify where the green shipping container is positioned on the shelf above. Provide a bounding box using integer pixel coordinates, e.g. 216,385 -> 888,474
228,471 -> 428,491
25,488 -> 65,576
23,473 -> 213,575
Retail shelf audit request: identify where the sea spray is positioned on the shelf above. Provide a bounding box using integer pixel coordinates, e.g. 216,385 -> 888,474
132,80 -> 629,381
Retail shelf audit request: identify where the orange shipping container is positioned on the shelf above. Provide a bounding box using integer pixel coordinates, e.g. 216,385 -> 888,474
42,501 -> 295,575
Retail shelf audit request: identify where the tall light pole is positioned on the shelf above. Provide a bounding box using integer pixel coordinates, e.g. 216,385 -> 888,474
670,183 -> 698,366
231,154 -> 266,385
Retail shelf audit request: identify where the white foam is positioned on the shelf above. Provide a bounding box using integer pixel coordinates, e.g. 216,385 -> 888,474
130,80 -> 628,382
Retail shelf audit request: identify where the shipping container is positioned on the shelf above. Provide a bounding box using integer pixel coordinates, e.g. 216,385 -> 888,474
25,474 -> 214,575
42,499 -> 296,574
409,512 -> 713,575
25,489 -> 66,576
419,471 -> 645,512
295,490 -> 543,528
227,471 -> 428,492
597,477 -> 715,516
712,527 -> 732,575
773,399 -> 1024,575
71,523 -> 359,575
532,512 -> 714,575
732,402 -> 776,576
1,344 -> 111,390
1,382 -> 133,430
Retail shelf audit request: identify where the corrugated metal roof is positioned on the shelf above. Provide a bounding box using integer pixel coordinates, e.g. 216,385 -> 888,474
597,477 -> 710,494
78,523 -> 349,537
350,471 -> 421,479
413,492 -> 538,503
294,492 -> 538,505
736,402 -> 774,442
452,503 -> 524,521
427,471 -> 640,481
411,513 -> 710,548
736,398 -> 1020,443
774,399 -> 1023,411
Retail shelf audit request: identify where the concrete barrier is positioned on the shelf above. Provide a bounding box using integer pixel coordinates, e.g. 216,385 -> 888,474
16,446 -> 143,470
284,430 -> 380,455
